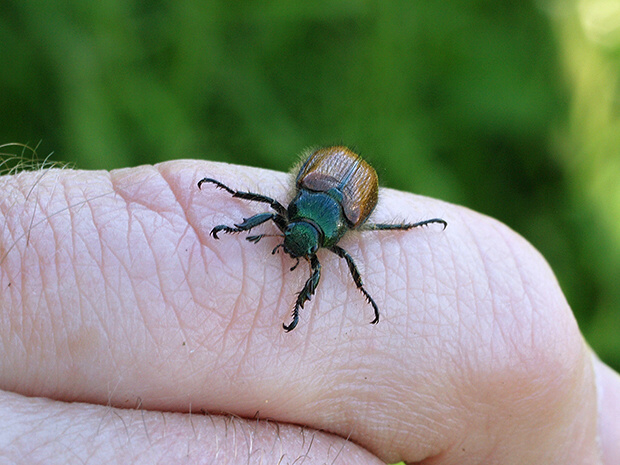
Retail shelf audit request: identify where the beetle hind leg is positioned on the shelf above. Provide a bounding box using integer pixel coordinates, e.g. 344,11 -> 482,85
330,245 -> 380,325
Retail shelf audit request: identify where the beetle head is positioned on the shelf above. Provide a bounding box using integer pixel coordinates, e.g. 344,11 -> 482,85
283,221 -> 321,258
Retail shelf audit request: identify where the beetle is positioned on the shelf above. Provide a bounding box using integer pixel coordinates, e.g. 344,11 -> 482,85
198,146 -> 446,331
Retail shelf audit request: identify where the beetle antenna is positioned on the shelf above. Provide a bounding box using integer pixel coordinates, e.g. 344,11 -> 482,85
271,243 -> 299,270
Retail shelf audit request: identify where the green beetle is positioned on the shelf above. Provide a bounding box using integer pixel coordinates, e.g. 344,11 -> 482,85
198,146 -> 446,331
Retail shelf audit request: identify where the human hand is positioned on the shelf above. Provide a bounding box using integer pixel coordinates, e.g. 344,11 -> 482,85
0,160 -> 618,464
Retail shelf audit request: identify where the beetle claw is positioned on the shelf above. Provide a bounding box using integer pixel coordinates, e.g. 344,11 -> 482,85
289,258 -> 300,271
210,227 -> 223,239
282,319 -> 297,332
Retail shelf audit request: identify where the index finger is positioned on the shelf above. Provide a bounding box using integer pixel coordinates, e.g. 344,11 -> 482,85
0,160 -> 599,464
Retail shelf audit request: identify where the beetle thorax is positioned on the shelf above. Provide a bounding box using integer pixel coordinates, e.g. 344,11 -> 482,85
283,221 -> 321,258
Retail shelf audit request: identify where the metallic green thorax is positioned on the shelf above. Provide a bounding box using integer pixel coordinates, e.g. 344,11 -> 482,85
284,188 -> 348,257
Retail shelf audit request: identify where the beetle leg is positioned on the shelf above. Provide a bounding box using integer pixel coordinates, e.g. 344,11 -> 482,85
283,255 -> 321,332
369,218 -> 447,230
366,218 -> 447,231
198,178 -> 288,217
329,245 -> 380,325
211,212 -> 278,239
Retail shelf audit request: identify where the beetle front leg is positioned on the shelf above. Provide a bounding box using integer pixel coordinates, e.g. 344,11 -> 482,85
283,255 -> 321,332
366,218 -> 447,231
198,178 -> 288,217
330,245 -> 380,325
211,212 -> 279,239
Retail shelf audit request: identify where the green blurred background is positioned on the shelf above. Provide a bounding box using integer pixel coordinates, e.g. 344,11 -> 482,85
1,1 -> 619,370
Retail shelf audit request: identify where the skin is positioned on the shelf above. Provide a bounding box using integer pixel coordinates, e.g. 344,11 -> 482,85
0,159 -> 618,464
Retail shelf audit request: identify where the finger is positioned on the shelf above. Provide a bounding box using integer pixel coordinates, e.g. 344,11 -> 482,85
0,389 -> 382,464
593,355 -> 620,464
0,160 -> 601,464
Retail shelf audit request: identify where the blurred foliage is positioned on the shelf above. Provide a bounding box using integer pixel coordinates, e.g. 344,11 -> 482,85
1,0 -> 619,369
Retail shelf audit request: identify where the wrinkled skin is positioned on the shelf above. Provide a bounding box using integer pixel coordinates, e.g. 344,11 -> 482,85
0,160 -> 618,464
